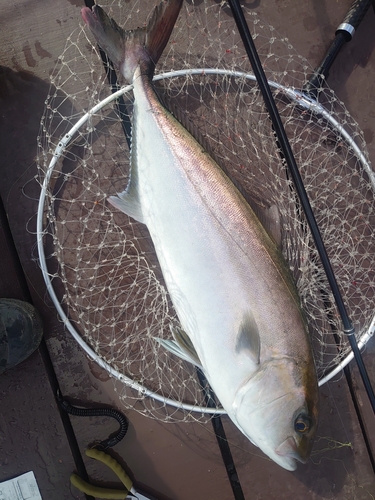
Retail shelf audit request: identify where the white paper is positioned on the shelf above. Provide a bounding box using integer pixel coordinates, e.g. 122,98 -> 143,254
0,472 -> 42,500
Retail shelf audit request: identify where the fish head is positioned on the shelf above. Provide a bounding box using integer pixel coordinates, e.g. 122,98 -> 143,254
231,357 -> 319,471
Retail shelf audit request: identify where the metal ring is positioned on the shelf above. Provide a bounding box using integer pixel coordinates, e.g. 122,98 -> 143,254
336,23 -> 355,39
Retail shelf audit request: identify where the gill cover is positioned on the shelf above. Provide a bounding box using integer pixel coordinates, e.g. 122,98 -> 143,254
232,358 -> 317,471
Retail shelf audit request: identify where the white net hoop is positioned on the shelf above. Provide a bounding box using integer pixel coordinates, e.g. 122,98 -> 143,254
36,4 -> 375,420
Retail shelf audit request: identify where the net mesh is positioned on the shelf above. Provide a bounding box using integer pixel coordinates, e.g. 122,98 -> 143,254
36,1 -> 375,421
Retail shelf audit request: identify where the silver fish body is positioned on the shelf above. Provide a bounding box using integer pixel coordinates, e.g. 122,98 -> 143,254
82,0 -> 319,471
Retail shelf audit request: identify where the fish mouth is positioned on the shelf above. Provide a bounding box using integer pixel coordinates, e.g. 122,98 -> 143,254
275,454 -> 298,472
276,436 -> 307,465
230,417 -> 299,471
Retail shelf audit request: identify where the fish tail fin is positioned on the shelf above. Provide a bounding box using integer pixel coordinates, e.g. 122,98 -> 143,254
81,0 -> 183,82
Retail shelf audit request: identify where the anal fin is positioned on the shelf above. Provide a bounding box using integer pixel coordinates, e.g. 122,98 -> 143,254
108,188 -> 144,223
155,325 -> 203,368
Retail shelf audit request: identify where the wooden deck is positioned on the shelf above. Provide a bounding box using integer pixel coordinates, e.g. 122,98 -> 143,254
0,1 -> 375,499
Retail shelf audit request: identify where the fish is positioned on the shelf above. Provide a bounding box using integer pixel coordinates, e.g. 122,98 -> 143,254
81,0 -> 319,471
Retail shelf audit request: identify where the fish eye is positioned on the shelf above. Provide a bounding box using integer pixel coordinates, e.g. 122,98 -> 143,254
294,413 -> 311,434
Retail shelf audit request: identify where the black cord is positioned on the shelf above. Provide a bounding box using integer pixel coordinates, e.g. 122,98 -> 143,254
38,342 -> 95,500
57,391 -> 129,450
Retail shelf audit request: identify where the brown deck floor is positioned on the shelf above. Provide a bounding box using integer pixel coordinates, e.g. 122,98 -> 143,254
1,1 -> 375,499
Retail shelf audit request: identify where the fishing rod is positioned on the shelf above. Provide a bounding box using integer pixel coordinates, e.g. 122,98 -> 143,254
227,0 -> 375,414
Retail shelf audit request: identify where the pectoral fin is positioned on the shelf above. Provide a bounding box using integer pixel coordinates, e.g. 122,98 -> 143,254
236,312 -> 260,365
155,326 -> 202,368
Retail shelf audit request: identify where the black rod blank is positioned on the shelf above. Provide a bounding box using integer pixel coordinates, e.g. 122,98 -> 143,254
196,369 -> 245,500
227,0 -> 375,413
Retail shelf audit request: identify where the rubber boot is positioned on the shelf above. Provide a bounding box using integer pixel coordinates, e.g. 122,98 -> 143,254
0,299 -> 43,374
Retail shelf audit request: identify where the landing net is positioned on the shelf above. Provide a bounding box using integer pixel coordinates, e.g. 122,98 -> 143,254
36,1 -> 375,420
